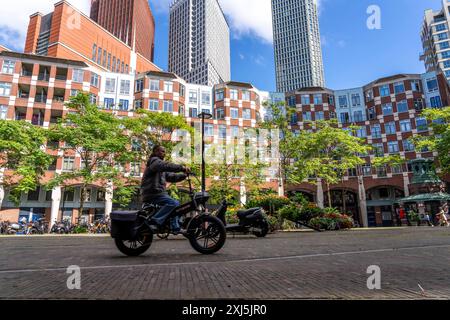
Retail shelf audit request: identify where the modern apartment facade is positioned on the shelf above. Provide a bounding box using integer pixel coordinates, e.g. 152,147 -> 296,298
25,1 -> 159,75
421,0 -> 450,81
168,0 -> 231,86
90,0 -> 156,62
272,0 -> 325,93
285,71 -> 450,227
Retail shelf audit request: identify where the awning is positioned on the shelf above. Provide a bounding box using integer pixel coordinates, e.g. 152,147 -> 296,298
395,192 -> 450,204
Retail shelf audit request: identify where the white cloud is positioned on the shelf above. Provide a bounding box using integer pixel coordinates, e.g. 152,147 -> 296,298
153,0 -> 323,44
0,0 -> 90,50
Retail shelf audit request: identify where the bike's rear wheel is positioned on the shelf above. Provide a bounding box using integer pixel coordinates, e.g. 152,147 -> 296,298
188,215 -> 226,255
253,220 -> 269,238
114,232 -> 153,257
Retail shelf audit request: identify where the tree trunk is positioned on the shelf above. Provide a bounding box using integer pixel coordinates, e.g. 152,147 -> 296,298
342,189 -> 347,213
79,184 -> 86,225
327,183 -> 332,208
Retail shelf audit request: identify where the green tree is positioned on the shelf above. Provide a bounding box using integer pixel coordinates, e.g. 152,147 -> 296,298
259,101 -> 298,196
290,120 -> 371,208
46,93 -> 130,219
413,107 -> 450,174
0,120 -> 53,206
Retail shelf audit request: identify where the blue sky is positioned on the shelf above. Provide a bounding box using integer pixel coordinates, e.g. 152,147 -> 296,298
149,0 -> 442,92
0,0 -> 443,92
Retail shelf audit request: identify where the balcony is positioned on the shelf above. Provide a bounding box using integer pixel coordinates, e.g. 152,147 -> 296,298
38,66 -> 51,82
35,95 -> 47,104
21,63 -> 33,77
55,67 -> 68,81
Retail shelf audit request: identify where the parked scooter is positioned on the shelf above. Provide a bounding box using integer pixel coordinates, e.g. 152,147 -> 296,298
215,200 -> 269,237
50,220 -> 69,234
7,217 -> 28,235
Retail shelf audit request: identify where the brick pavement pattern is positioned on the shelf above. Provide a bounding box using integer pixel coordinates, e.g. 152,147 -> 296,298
0,228 -> 449,299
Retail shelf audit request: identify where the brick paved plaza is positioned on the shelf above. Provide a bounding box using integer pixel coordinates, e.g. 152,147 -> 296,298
0,228 -> 449,300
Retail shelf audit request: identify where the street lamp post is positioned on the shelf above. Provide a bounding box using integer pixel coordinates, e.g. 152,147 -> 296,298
198,112 -> 213,192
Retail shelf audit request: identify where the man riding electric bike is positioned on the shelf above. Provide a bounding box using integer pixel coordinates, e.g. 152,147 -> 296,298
140,145 -> 190,235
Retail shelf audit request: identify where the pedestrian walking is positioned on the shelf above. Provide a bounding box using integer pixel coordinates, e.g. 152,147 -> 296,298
425,213 -> 433,227
438,205 -> 450,227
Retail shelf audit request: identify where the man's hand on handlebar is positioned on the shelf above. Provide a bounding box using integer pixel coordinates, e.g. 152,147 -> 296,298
183,166 -> 191,175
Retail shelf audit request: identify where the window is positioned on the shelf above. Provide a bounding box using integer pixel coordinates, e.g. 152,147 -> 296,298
230,89 -> 238,100
215,90 -> 224,101
179,84 -> 185,97
107,53 -> 111,70
373,143 -> 384,157
164,81 -> 173,93
394,82 -> 405,94
440,42 -> 450,50
231,126 -> 240,137
130,162 -> 141,177
368,107 -> 376,120
416,117 -> 428,132
134,99 -> 143,109
340,112 -> 350,124
27,187 -> 40,201
442,51 -> 450,59
388,141 -> 399,154
216,108 -> 225,120
426,78 -> 438,92
104,98 -> 114,109
230,108 -> 239,119
90,73 -> 99,87
356,126 -> 367,138
303,112 -> 312,121
0,105 -> 8,120
242,90 -> 250,101
0,82 -> 11,96
377,166 -> 387,177
201,92 -> 210,105
437,32 -> 448,40
379,85 -> 390,97
291,113 -> 298,125
119,99 -> 129,111
70,89 -> 79,97
351,94 -> 361,106
120,80 -> 130,95
136,79 -> 144,92
243,108 -> 251,120
396,100 -> 408,113
403,140 -> 415,152
353,110 -> 364,122
287,96 -> 296,107
414,99 -> 425,112
72,69 -> 84,83
338,95 -> 348,108
301,95 -> 310,105
385,122 -> 396,135
103,50 -> 107,67
150,79 -> 159,91
444,60 -> 450,68
371,124 -> 382,138
411,80 -> 421,92
365,89 -> 374,101
400,119 -> 412,132
382,103 -> 393,116
89,94 -> 97,105
362,165 -> 372,176
189,91 -> 198,104
204,124 -> 214,137
219,125 -> 227,139
63,157 -> 75,171
313,94 -> 323,105
392,165 -> 402,174
105,78 -> 116,93
92,44 -> 97,61
97,48 -> 102,65
430,96 -> 443,108
436,23 -> 447,32
116,59 -> 121,73
149,99 -> 159,111
2,60 -> 15,74
316,111 -> 325,121
189,108 -> 198,118
163,100 -> 173,113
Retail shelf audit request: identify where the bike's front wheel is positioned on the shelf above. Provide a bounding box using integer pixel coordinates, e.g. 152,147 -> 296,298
188,215 -> 226,255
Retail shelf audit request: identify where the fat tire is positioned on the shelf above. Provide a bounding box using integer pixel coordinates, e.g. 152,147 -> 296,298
188,215 -> 226,255
114,234 -> 153,257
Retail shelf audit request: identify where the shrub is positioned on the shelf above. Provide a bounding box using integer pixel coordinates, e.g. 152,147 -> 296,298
298,207 -> 324,222
246,195 -> 291,215
279,204 -> 301,222
73,226 -> 88,234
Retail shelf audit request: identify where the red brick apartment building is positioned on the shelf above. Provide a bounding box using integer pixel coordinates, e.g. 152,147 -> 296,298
90,0 -> 156,62
284,72 -> 450,227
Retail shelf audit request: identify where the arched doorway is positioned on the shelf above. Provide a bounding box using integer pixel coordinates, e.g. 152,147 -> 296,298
366,186 -> 404,227
287,190 -> 315,203
324,189 -> 360,225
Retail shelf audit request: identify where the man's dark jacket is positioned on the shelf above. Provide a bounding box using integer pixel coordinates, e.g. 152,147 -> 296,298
141,157 -> 187,202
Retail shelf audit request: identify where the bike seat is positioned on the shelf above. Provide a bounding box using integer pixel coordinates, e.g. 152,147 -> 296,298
237,208 -> 261,219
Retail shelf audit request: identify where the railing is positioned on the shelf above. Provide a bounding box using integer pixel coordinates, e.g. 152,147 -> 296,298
17,92 -> 29,99
38,73 -> 50,81
55,75 -> 67,81
53,96 -> 65,102
21,70 -> 32,77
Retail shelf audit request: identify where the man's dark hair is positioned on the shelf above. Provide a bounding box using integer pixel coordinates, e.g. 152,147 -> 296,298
151,145 -> 163,156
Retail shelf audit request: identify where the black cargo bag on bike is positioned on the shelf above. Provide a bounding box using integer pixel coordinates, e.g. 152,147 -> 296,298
110,211 -> 140,240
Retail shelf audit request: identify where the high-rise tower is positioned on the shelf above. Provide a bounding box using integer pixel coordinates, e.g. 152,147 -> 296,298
168,0 -> 231,86
90,0 -> 156,62
272,0 -> 325,92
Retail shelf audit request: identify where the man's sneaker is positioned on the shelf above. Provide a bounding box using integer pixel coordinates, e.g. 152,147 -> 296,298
172,228 -> 187,236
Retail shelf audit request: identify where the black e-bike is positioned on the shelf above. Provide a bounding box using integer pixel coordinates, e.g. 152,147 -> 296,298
110,174 -> 227,256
